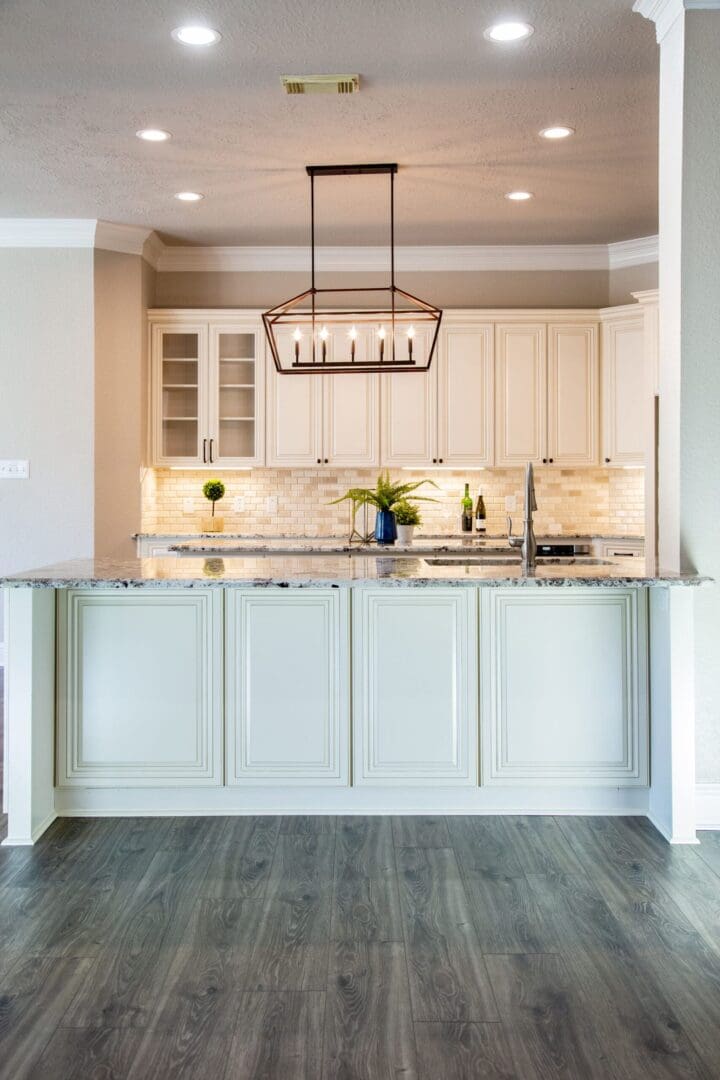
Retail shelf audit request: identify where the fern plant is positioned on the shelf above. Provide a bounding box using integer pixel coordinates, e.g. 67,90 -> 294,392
330,471 -> 436,514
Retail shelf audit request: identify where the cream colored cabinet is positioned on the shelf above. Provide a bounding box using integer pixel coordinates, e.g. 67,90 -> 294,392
601,314 -> 645,466
496,321 -> 598,467
150,315 -> 264,467
481,588 -> 648,786
266,340 -> 379,467
57,590 -> 223,787
381,322 -> 493,467
353,589 -> 478,786
226,589 -> 350,785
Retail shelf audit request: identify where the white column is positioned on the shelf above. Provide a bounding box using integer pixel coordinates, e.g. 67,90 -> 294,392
632,289 -> 660,567
3,589 -> 56,846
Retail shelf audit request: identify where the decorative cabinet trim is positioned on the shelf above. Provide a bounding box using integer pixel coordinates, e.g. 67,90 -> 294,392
57,590 -> 223,787
353,589 -> 478,786
547,322 -> 599,466
225,589 -> 350,785
600,313 -> 646,466
481,589 -> 648,786
494,323 -> 547,466
437,324 -> 494,466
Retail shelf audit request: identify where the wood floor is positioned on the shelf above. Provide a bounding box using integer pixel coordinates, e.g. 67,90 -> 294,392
1,813 -> 720,1079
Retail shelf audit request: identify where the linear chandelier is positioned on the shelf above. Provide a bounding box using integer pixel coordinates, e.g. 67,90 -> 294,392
263,163 -> 442,374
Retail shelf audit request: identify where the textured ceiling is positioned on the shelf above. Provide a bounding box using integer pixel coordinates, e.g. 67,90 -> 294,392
0,0 -> 658,245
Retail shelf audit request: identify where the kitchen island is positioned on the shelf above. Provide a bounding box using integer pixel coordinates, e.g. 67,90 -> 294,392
1,553 -> 707,846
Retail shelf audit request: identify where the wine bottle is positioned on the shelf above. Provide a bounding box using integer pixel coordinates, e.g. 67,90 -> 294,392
461,482 -> 473,532
474,490 -> 487,534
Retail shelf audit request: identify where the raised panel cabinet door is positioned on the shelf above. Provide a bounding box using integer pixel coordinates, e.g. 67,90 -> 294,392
266,335 -> 323,466
601,316 -> 645,466
208,323 -> 265,466
57,590 -> 223,786
226,589 -> 350,785
380,367 -> 437,466
323,371 -> 380,467
151,323 -> 209,466
494,323 -> 547,466
437,324 -> 494,466
481,588 -> 648,785
353,589 -> 478,785
547,323 -> 599,466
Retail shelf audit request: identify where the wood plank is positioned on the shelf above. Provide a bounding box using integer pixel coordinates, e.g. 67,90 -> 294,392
323,940 -> 417,1079
396,846 -> 498,1021
25,1026 -> 143,1080
228,991 -> 324,1080
448,817 -> 555,954
504,816 -> 587,878
279,815 -> 336,835
332,816 -> 403,942
202,816 -> 280,900
392,816 -> 451,848
485,953 -> 617,1079
414,1022 -> 516,1080
11,817 -> 114,887
696,831 -> 720,879
0,956 -> 94,1078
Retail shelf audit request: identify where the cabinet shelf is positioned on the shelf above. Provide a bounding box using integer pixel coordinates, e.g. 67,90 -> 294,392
163,357 -> 198,363
220,383 -> 255,389
220,416 -> 254,422
220,357 -> 255,362
163,416 -> 198,422
163,384 -> 198,389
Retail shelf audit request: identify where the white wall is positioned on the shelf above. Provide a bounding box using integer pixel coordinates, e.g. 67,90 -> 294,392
0,249 -> 95,577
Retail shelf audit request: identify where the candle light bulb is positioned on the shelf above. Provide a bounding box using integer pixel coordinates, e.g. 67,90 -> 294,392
349,326 -> 357,340
319,326 -> 329,341
406,325 -> 415,361
292,326 -> 301,364
319,325 -> 328,362
377,326 -> 386,340
293,327 -> 302,342
377,325 -> 386,361
406,326 -> 415,339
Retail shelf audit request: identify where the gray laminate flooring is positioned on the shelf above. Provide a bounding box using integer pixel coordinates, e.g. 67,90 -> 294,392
1,812 -> 720,1078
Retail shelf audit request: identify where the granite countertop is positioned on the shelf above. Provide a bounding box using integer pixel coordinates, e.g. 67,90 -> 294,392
134,532 -> 646,544
1,555 -> 706,590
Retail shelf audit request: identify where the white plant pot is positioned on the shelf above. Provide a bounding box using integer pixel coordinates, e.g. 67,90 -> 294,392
396,524 -> 415,545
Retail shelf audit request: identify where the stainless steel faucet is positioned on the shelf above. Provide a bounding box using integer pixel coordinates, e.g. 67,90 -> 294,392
507,462 -> 538,571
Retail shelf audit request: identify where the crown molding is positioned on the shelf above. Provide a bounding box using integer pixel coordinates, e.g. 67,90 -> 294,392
634,0 -> 720,41
607,235 -> 659,269
94,221 -> 154,257
141,231 -> 165,270
0,219 -> 97,248
155,238 -> 658,274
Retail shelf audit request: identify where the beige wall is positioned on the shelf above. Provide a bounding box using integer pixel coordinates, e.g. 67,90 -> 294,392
0,249 -> 95,577
94,251 -> 156,559
608,263 -> 659,306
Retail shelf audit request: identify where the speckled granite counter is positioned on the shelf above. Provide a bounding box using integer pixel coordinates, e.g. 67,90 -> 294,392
0,555 -> 707,589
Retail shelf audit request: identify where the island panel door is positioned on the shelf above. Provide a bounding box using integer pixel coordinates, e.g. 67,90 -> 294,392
353,589 -> 478,785
226,589 -> 350,785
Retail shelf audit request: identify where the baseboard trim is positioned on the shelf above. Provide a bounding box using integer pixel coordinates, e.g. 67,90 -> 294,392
1,810 -> 57,846
647,809 -> 700,844
696,783 -> 720,830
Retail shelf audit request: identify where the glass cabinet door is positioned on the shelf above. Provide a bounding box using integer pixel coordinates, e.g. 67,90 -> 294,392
153,325 -> 208,464
208,325 -> 263,465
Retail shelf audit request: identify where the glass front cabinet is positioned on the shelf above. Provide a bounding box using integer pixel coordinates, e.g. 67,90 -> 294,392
150,316 -> 265,467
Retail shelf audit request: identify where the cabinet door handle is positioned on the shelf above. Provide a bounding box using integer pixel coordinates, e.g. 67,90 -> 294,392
202,438 -> 207,464
438,458 -> 444,464
542,458 -> 547,464
432,458 -> 437,464
324,458 -> 329,464
605,457 -> 611,464
548,457 -> 554,464
317,458 -> 322,464
209,438 -> 214,463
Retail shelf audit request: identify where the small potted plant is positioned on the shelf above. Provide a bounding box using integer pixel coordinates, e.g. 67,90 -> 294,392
202,478 -> 226,533
331,471 -> 436,546
394,500 -> 421,545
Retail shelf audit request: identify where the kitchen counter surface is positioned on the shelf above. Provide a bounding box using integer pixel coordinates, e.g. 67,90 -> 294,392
134,531 -> 645,544
1,554 -> 706,589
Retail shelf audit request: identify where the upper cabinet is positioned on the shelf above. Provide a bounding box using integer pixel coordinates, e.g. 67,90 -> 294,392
495,321 -> 599,467
382,321 -> 493,467
150,316 -> 264,467
601,314 -> 645,466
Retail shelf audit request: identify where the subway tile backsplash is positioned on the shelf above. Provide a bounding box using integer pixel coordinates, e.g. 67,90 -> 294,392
141,467 -> 645,538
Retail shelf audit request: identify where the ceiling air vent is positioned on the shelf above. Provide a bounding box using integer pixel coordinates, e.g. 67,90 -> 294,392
281,74 -> 360,95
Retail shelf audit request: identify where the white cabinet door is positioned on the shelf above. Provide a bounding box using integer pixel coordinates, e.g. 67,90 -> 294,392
323,372 -> 379,467
266,342 -> 323,466
437,324 -> 494,466
547,323 -> 599,466
381,369 -> 437,466
226,589 -> 350,785
481,589 -> 648,785
151,323 -> 209,467
495,324 -> 547,466
208,323 -> 265,467
601,316 -> 646,466
353,589 -> 478,785
57,590 -> 223,786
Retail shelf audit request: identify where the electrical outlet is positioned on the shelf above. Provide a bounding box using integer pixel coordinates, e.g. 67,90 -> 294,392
232,496 -> 244,512
505,495 -> 517,513
266,495 -> 278,514
0,459 -> 29,479
183,498 -> 195,514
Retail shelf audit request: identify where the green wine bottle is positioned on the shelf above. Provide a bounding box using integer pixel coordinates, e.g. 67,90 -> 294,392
461,482 -> 473,532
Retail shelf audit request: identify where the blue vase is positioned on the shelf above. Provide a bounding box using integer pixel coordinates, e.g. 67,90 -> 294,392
375,510 -> 397,545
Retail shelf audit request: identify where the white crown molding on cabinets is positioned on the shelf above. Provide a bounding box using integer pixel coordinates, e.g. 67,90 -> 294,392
607,235 -> 659,269
634,0 -> 720,41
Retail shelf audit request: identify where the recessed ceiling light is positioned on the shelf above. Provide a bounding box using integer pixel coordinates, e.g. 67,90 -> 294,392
171,25 -> 221,46
484,21 -> 534,43
539,125 -> 575,140
174,191 -> 204,202
136,128 -> 172,142
505,190 -> 534,201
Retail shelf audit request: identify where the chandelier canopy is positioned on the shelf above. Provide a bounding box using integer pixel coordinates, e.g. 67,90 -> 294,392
263,163 -> 442,374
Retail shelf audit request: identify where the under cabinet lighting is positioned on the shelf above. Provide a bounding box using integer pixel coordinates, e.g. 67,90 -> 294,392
136,128 -> 172,142
539,125 -> 575,140
174,191 -> 204,202
484,21 -> 534,42
171,25 -> 221,46
505,190 -> 534,201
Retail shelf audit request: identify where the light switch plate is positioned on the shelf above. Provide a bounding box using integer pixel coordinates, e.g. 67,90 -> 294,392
266,495 -> 278,514
183,498 -> 195,514
505,495 -> 517,512
0,459 -> 29,479
232,496 -> 244,512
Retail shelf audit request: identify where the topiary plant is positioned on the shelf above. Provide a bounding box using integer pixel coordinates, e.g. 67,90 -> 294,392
394,499 -> 422,527
202,479 -> 225,517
